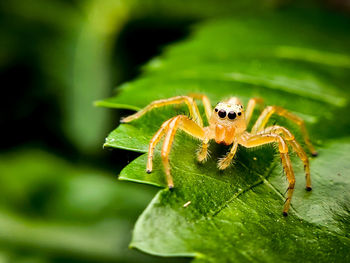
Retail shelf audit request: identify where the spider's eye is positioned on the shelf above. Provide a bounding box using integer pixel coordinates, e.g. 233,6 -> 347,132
238,112 -> 242,116
214,108 -> 218,112
228,111 -> 236,120
218,109 -> 226,118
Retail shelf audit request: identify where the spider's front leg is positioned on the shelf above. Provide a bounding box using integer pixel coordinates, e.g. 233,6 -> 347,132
120,96 -> 203,126
239,133 -> 295,216
188,93 -> 212,122
148,115 -> 206,189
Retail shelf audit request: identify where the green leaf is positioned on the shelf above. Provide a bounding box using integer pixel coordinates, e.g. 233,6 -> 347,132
99,10 -> 350,262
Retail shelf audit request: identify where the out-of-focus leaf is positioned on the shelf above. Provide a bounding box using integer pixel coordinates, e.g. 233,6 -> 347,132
0,150 -> 165,262
0,150 -> 155,221
99,10 -> 350,262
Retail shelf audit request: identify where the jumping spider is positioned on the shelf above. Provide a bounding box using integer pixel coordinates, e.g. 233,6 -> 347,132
121,94 -> 317,216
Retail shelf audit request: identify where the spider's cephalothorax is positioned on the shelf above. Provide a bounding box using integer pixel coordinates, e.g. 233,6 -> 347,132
210,98 -> 246,145
121,94 -> 317,216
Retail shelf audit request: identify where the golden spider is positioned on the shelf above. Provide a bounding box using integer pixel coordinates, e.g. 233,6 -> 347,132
121,94 -> 317,216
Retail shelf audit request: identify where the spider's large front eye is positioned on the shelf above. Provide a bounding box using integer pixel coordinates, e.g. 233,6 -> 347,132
218,109 -> 226,118
228,111 -> 236,120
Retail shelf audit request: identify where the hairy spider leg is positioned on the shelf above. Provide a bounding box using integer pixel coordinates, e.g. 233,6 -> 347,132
149,115 -> 205,189
187,93 -> 213,162
188,93 -> 212,122
244,98 -> 264,126
121,96 -> 203,126
259,126 -> 311,190
251,106 -> 318,156
217,142 -> 239,170
146,119 -> 172,173
239,133 -> 295,215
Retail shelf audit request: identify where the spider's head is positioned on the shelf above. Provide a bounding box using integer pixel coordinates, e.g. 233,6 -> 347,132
209,97 -> 246,145
213,102 -> 244,122
210,97 -> 247,138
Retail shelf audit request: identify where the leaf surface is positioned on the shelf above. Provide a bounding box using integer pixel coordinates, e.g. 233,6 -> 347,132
99,10 -> 350,262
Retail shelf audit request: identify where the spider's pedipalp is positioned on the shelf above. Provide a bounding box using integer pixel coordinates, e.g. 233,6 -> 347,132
197,140 -> 211,163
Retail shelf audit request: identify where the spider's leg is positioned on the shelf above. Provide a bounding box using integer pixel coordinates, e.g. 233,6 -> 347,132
289,140 -> 311,190
217,142 -> 239,170
146,119 -> 172,173
121,96 -> 203,126
244,98 -> 264,126
160,115 -> 206,189
251,106 -> 317,156
239,133 -> 295,216
259,126 -> 311,190
188,93 -> 212,123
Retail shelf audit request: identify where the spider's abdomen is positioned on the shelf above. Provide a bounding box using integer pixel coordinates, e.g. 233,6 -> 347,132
214,124 -> 235,145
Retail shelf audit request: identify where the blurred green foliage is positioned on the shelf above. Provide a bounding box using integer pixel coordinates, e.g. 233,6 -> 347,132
1,0 -> 349,262
0,150 -> 162,262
